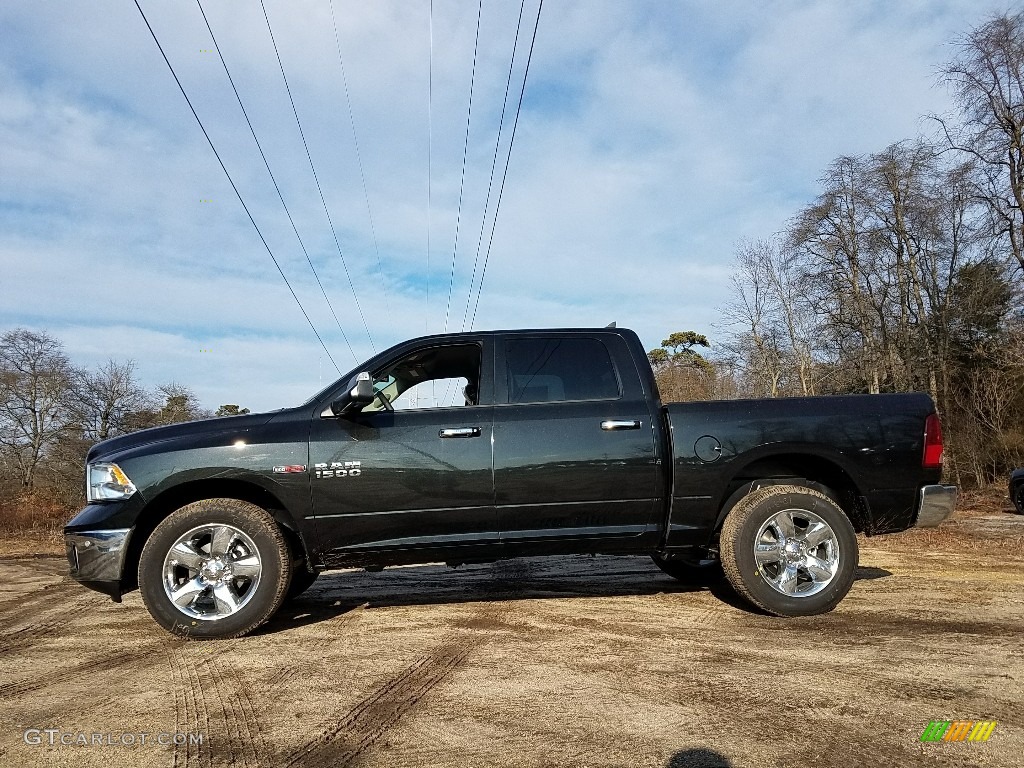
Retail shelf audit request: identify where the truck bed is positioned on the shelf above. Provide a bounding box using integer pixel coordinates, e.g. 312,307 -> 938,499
661,393 -> 941,548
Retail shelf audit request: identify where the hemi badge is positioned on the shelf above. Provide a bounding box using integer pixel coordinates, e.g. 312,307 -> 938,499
273,465 -> 307,474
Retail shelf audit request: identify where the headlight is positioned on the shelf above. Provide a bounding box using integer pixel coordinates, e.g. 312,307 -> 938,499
87,462 -> 137,502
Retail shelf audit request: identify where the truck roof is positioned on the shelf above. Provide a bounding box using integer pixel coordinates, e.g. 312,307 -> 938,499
396,327 -> 636,344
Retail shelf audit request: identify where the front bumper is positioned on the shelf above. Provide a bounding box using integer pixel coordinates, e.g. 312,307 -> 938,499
915,484 -> 957,527
65,527 -> 133,602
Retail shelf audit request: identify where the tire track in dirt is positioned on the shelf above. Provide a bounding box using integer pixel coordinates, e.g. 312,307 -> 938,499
169,651 -> 187,768
227,664 -> 271,766
252,600 -> 371,697
281,639 -> 477,768
0,597 -> 92,654
259,662 -> 303,692
168,645 -> 270,768
207,660 -> 267,768
171,646 -> 216,768
277,599 -> 516,768
0,580 -> 77,616
7,639 -> 180,726
0,643 -> 163,698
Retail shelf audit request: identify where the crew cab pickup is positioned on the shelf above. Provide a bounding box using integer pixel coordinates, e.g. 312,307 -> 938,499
65,327 -> 957,638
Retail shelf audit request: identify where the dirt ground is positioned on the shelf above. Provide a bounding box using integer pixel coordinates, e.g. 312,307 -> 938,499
0,506 -> 1021,768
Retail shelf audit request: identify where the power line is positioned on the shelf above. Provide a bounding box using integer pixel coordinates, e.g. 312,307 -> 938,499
131,0 -> 342,375
426,0 -> 435,336
259,0 -> 377,353
443,0 -> 483,335
470,0 -> 544,330
328,0 -> 392,322
439,0 -> 486,409
459,0 -> 528,333
195,0 -> 358,364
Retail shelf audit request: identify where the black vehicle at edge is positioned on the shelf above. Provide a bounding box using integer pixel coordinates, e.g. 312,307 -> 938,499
65,327 -> 957,639
1010,468 -> 1024,514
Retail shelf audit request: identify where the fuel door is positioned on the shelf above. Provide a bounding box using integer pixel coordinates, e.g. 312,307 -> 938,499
694,435 -> 723,463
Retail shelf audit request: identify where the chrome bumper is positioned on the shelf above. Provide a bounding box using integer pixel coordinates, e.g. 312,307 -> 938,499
65,528 -> 132,581
915,485 -> 957,527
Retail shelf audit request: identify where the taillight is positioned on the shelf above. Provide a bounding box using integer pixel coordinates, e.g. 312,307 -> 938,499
923,413 -> 944,468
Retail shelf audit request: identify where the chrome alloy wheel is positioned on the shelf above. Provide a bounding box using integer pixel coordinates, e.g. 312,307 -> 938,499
162,524 -> 263,621
753,508 -> 840,597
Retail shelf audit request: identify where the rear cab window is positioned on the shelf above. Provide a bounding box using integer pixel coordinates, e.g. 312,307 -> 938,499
504,337 -> 621,404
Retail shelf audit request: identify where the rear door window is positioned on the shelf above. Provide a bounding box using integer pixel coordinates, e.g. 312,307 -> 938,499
505,338 -> 620,403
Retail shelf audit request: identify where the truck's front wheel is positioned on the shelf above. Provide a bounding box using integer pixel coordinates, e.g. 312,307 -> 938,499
138,499 -> 292,639
720,485 -> 857,616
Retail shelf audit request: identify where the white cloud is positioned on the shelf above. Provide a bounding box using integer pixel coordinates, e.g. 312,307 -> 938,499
0,0 -> 1013,408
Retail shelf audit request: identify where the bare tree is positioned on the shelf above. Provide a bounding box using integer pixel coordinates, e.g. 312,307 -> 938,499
77,359 -> 150,442
125,383 -> 211,431
939,10 -> 1024,275
721,241 -> 788,397
730,238 -> 823,396
0,329 -> 79,489
790,156 -> 887,393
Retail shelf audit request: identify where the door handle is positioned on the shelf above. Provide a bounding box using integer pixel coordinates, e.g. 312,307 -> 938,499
601,420 -> 641,431
439,427 -> 481,438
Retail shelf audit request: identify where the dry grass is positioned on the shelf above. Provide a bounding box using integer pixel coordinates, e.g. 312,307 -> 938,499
868,523 -> 1024,555
952,484 -> 1016,516
865,485 -> 1024,555
0,493 -> 73,555
0,537 -> 63,556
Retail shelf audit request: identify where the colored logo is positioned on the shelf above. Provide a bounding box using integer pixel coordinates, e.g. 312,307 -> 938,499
920,720 -> 996,742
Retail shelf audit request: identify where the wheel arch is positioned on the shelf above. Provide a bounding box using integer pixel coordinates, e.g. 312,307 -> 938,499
123,478 -> 307,593
713,451 -> 869,534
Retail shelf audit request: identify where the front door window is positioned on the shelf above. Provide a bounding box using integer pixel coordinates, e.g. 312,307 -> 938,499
364,344 -> 482,412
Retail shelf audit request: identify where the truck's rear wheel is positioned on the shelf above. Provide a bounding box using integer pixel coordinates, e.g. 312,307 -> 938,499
720,484 -> 857,616
651,554 -> 724,585
138,499 -> 291,639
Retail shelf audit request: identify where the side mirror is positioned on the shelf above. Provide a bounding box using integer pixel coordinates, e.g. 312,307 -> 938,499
322,372 -> 374,418
348,372 -> 375,406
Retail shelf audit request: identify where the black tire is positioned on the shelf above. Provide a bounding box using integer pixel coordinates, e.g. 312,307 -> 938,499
286,568 -> 319,600
138,498 -> 292,639
1014,485 -> 1024,515
651,554 -> 724,585
720,484 -> 857,617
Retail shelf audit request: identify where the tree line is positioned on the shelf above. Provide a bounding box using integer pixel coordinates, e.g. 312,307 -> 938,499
0,328 -> 247,511
650,10 -> 1024,489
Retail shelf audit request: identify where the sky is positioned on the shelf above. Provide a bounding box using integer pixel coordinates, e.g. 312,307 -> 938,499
0,0 -> 1015,411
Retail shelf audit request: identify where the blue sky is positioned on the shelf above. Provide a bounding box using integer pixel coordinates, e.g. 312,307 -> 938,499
0,0 -> 1013,411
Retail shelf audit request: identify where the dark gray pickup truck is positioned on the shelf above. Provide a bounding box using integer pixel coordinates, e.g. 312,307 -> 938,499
65,327 -> 956,638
